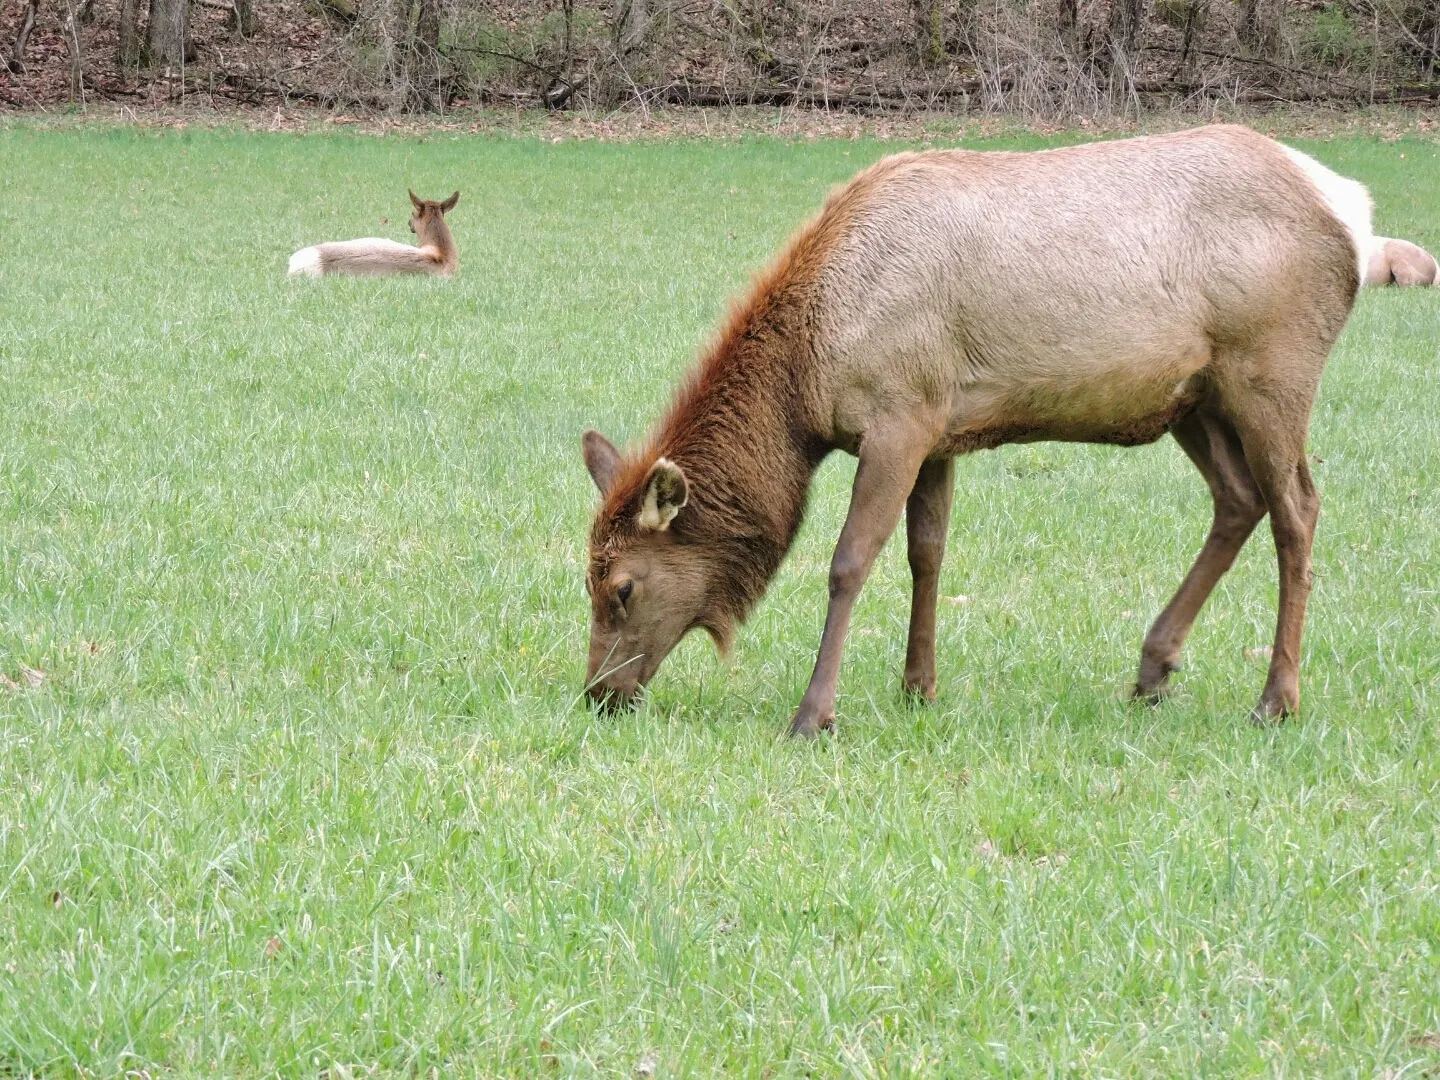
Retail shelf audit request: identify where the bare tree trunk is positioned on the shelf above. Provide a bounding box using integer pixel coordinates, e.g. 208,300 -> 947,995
384,0 -> 413,106
117,0 -> 141,67
562,0 -> 573,86
229,0 -> 259,37
614,0 -> 648,55
545,0 -> 575,108
63,0 -> 83,99
1173,0 -> 1204,75
148,0 -> 194,63
1058,0 -> 1079,43
913,0 -> 944,64
1238,0 -> 1280,58
411,0 -> 439,105
1108,0 -> 1145,58
7,0 -> 38,73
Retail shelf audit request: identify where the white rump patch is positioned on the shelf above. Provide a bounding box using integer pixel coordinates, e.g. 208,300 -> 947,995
287,246 -> 323,277
1279,144 -> 1374,279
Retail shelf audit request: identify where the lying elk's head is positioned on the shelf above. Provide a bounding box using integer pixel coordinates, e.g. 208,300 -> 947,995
581,430 -> 731,709
408,189 -> 459,237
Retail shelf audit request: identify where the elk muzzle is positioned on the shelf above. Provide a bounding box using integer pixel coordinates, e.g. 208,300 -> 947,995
584,640 -> 645,710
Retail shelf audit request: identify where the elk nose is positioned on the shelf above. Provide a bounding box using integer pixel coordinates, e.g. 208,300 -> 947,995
585,680 -> 636,712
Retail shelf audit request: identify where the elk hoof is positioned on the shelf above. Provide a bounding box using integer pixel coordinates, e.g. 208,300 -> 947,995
902,675 -> 937,703
1133,655 -> 1178,705
1131,682 -> 1170,707
788,703 -> 835,738
1248,696 -> 1295,728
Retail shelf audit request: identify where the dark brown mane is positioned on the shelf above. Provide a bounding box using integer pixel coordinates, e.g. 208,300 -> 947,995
585,156 -> 909,635
592,158 -> 894,531
587,181 -> 865,625
594,254 -> 802,526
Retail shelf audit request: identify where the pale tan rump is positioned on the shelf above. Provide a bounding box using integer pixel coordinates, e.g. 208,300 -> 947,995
1364,237 -> 1438,287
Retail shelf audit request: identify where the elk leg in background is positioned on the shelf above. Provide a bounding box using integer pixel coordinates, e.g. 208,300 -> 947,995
1135,407 -> 1266,702
903,456 -> 956,701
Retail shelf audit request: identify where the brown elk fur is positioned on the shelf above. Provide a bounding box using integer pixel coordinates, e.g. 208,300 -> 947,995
288,190 -> 459,278
583,126 -> 1365,734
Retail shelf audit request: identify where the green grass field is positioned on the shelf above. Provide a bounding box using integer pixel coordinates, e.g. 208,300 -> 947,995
0,121 -> 1438,1077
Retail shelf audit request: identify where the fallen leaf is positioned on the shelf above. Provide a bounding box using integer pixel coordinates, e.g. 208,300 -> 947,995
635,1052 -> 659,1078
49,890 -> 63,909
1411,1034 -> 1440,1050
1243,646 -> 1273,662
19,664 -> 45,687
975,839 -> 999,860
264,936 -> 283,959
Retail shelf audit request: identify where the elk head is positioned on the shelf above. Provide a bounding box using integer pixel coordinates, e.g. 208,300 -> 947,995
581,430 -> 731,709
408,189 -> 459,239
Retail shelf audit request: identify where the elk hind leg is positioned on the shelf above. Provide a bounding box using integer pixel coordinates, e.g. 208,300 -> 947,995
1135,408 -> 1266,702
1226,401 -> 1322,725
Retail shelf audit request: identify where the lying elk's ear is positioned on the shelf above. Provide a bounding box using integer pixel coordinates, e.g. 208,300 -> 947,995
408,189 -> 424,210
440,191 -> 460,212
582,429 -> 622,495
639,458 -> 688,532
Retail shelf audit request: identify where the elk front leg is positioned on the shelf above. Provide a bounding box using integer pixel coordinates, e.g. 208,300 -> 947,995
903,457 -> 955,701
790,430 -> 933,737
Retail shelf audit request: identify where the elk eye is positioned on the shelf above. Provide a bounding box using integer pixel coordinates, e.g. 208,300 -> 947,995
617,581 -> 633,605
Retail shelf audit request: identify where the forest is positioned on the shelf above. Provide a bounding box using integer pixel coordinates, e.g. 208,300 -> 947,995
3,0 -> 1439,115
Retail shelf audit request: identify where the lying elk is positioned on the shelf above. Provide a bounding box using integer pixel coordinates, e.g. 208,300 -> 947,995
288,190 -> 459,278
1364,236 -> 1437,287
581,126 -> 1369,735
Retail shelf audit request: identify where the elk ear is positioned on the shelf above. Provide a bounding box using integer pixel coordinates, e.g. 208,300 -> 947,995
440,191 -> 459,212
638,458 -> 687,531
408,189 -> 424,210
582,430 -> 622,495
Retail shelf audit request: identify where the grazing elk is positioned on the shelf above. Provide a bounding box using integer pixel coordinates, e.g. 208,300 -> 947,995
288,190 -> 459,278
581,126 -> 1369,735
1363,236 -> 1438,287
